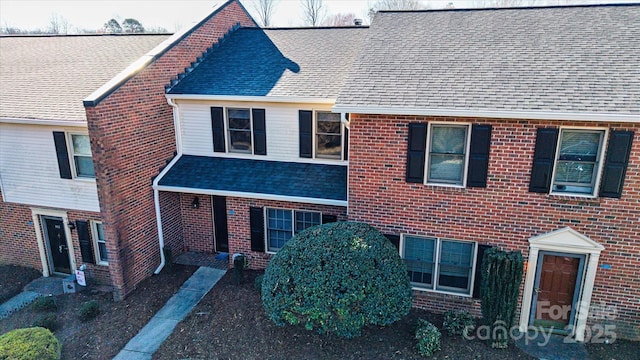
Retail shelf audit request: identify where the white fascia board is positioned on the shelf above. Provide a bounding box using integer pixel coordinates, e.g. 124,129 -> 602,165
0,117 -> 87,127
153,184 -> 348,207
331,106 -> 640,123
166,94 -> 336,105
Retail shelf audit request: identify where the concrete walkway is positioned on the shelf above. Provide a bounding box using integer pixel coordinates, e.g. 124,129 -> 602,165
0,276 -> 64,319
515,331 -> 590,360
113,267 -> 226,360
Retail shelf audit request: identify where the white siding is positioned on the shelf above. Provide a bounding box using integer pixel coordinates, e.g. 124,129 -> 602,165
178,100 -> 346,164
0,123 -> 100,212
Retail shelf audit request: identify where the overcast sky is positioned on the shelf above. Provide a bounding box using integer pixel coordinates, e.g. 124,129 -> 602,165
0,0 -> 635,33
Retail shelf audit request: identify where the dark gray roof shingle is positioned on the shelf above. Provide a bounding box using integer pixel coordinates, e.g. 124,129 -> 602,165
0,34 -> 170,122
168,27 -> 367,98
158,155 -> 347,202
335,5 -> 640,115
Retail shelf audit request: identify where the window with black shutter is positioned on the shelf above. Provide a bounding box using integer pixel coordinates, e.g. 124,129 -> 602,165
53,131 -> 72,179
76,220 -> 95,264
252,109 -> 267,155
600,130 -> 634,198
406,123 -> 427,183
299,110 -> 313,158
467,124 -> 492,188
211,107 -> 225,153
250,207 -> 265,252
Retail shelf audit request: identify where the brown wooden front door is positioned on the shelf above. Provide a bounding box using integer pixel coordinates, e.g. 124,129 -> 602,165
531,253 -> 584,330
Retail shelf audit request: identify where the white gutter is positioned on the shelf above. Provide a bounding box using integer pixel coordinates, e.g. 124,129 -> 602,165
154,184 -> 348,207
166,97 -> 183,154
331,106 -> 640,123
0,117 -> 87,127
152,153 -> 183,274
166,94 -> 336,105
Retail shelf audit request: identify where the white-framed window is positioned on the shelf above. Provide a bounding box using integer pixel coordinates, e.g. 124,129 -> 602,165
266,208 -> 321,253
551,128 -> 606,196
315,111 -> 343,160
226,108 -> 253,154
425,123 -> 471,186
69,134 -> 95,178
401,235 -> 477,296
91,221 -> 108,265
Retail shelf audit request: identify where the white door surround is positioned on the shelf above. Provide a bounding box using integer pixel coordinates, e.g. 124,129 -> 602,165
519,227 -> 604,342
31,208 -> 77,277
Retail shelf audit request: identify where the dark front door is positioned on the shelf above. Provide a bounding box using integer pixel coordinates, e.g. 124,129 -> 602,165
531,252 -> 584,332
43,217 -> 71,274
213,196 -> 229,252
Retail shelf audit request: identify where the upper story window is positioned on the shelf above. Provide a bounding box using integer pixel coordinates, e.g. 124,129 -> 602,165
52,131 -> 95,180
551,129 -> 605,196
211,107 -> 266,156
227,108 -> 252,154
266,208 -> 321,253
70,134 -> 95,178
91,221 -> 108,265
401,235 -> 476,296
299,110 -> 347,161
427,124 -> 470,186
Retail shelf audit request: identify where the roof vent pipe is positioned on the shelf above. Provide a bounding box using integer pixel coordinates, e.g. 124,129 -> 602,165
354,18 -> 363,26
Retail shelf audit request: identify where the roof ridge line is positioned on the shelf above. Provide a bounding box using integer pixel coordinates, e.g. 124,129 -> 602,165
379,2 -> 640,13
165,22 -> 242,93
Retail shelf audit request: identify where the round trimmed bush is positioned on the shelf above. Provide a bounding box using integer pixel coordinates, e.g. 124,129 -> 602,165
0,327 -> 61,360
261,222 -> 412,338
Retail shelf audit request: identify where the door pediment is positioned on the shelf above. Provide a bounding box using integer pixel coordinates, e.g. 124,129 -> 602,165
529,227 -> 604,254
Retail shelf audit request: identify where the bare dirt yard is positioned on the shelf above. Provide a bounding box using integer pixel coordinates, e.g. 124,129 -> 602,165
1,265 -> 637,359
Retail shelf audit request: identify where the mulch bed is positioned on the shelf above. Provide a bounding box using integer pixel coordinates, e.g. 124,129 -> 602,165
0,265 -> 41,303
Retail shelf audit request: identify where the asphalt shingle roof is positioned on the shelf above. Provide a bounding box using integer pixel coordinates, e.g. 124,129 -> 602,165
168,27 -> 367,98
335,5 -> 640,115
0,34 -> 170,122
158,155 -> 347,202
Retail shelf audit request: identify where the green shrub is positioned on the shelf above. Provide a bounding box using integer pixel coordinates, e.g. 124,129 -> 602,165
33,313 -> 58,331
480,248 -> 524,348
262,222 -> 412,338
442,309 -> 475,337
78,300 -> 100,321
415,319 -> 441,357
254,274 -> 264,291
0,327 -> 61,360
32,295 -> 57,312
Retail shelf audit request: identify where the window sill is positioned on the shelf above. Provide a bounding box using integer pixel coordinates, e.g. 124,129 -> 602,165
547,193 -> 601,206
411,286 -> 473,298
96,261 -> 109,267
71,177 -> 96,183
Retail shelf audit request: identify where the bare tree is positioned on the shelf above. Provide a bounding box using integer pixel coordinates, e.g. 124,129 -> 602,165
48,13 -> 69,34
301,0 -> 327,27
251,0 -> 278,27
122,18 -> 145,33
368,0 -> 427,22
104,19 -> 122,33
323,13 -> 359,27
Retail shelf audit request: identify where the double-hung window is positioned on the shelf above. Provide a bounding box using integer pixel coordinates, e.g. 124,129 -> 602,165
316,112 -> 342,159
227,108 -> 252,154
402,235 -> 476,295
551,129 -> 605,196
266,208 -> 321,252
70,134 -> 95,178
91,221 -> 108,265
426,124 -> 470,186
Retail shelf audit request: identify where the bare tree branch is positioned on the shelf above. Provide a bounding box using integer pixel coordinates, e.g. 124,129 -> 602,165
368,0 -> 427,22
48,13 -> 69,34
250,0 -> 278,27
323,13 -> 359,27
301,0 -> 327,27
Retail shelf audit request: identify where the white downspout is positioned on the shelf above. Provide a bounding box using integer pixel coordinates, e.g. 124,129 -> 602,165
153,97 -> 183,274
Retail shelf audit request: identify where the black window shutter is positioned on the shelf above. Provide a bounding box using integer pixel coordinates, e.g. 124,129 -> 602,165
299,110 -> 313,158
250,207 -> 265,252
467,124 -> 492,188
529,128 -> 559,193
343,127 -> 349,161
406,123 -> 427,183
252,109 -> 267,155
53,132 -> 72,179
76,220 -> 95,264
472,244 -> 492,299
321,214 -> 337,224
211,107 -> 226,153
600,130 -> 634,198
384,234 -> 401,250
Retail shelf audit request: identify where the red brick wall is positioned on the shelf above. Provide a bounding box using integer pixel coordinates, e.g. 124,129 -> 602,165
0,190 -> 109,284
348,114 -> 640,338
159,191 -> 184,258
226,197 -> 347,269
85,1 -> 257,299
180,193 -> 214,253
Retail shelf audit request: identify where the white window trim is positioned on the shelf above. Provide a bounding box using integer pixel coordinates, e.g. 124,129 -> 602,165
313,110 -> 345,161
423,122 -> 472,188
91,221 -> 108,266
549,126 -> 608,198
225,107 -> 254,155
400,234 -> 477,297
264,207 -> 322,254
66,132 -> 95,181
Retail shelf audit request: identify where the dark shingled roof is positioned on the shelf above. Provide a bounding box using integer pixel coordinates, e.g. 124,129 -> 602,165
158,155 -> 347,202
335,4 -> 640,115
167,27 -> 367,98
0,34 -> 170,122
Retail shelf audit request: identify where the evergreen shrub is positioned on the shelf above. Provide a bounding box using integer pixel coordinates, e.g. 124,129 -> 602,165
78,300 -> 100,321
442,309 -> 475,337
0,327 -> 61,360
415,319 -> 441,357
